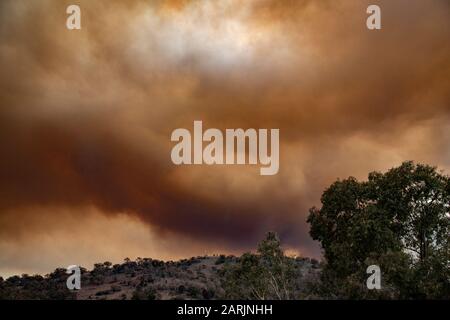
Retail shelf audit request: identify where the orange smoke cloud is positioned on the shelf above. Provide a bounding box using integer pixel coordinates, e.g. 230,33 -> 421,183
0,0 -> 449,275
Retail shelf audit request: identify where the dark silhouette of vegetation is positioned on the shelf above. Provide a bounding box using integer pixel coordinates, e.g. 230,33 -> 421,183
308,161 -> 450,299
0,269 -> 76,300
221,232 -> 307,299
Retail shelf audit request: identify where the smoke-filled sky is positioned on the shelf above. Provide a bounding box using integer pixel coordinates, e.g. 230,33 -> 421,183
0,0 -> 449,277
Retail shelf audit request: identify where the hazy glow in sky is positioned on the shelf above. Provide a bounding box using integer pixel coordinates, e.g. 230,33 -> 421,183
0,0 -> 449,277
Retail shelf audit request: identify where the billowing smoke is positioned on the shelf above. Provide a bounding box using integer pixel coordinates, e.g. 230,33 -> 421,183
0,0 -> 449,275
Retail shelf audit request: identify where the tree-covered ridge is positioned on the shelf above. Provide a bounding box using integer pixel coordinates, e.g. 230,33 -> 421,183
0,248 -> 319,300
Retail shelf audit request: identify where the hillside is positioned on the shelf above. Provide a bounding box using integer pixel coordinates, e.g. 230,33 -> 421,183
0,255 -> 321,300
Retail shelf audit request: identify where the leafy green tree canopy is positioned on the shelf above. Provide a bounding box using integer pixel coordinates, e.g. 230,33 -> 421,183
222,232 -> 296,300
308,161 -> 450,299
